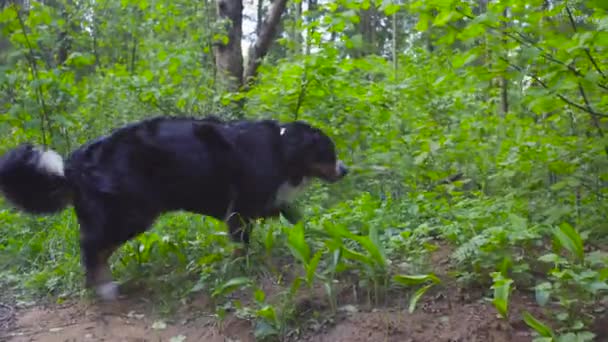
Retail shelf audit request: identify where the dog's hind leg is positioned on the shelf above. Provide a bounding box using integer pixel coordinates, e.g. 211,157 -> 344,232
76,196 -> 159,300
81,239 -> 120,300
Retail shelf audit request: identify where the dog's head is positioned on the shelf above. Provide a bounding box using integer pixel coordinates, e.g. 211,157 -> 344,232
280,121 -> 348,183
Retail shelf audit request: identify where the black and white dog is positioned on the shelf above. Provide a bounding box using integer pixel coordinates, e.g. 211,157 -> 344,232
0,116 -> 348,300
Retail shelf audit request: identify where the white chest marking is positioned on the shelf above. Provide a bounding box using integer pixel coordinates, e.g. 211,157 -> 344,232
275,178 -> 310,205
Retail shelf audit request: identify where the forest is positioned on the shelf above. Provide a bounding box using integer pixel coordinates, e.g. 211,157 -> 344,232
0,0 -> 607,341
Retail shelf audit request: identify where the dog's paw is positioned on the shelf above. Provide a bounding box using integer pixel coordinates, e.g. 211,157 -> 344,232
96,281 -> 120,301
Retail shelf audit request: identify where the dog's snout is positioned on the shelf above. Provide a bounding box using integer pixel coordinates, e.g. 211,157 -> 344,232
336,161 -> 348,177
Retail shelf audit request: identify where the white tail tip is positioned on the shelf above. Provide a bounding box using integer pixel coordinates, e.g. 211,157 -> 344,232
38,149 -> 65,176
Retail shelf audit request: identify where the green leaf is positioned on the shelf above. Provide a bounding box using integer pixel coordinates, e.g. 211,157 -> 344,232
522,312 -> 554,338
534,282 -> 552,307
587,0 -> 608,11
393,273 -> 441,286
306,250 -> 323,286
433,11 -> 458,27
491,272 -> 513,319
553,222 -> 584,261
212,277 -> 252,298
351,232 -> 386,268
286,222 -> 310,264
383,3 -> 401,16
409,283 -> 435,313
416,13 -> 430,32
452,51 -> 478,69
256,305 -> 278,323
342,246 -> 373,266
254,288 -> 266,303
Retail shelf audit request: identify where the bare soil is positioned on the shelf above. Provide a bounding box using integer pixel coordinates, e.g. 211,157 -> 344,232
0,244 -> 545,342
1,289 -> 540,342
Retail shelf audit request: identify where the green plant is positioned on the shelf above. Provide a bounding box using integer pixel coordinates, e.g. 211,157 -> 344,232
393,273 -> 442,313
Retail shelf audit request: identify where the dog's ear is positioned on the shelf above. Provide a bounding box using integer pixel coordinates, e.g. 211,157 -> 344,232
192,122 -> 234,150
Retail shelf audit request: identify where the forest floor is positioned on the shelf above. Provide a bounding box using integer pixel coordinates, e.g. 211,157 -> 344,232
0,244 -> 568,342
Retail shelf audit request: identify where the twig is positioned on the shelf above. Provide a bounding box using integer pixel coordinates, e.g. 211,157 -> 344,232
500,57 -> 608,118
456,9 -> 608,92
578,83 -> 604,137
564,6 -> 607,155
565,6 -> 605,78
15,5 -> 52,147
293,65 -> 308,121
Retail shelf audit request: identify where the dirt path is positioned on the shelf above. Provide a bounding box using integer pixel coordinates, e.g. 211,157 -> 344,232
0,243 -> 547,341
1,287 -> 539,342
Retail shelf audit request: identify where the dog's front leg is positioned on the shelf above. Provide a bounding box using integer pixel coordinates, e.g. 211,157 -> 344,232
226,212 -> 252,245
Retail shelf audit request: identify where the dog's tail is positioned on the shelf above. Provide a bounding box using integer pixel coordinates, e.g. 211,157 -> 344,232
0,144 -> 72,214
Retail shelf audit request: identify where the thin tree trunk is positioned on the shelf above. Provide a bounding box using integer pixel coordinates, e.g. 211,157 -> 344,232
359,8 -> 371,57
499,7 -> 509,116
243,0 -> 288,86
56,4 -> 71,66
293,0 -> 302,55
130,36 -> 137,74
305,0 -> 316,55
392,11 -> 397,74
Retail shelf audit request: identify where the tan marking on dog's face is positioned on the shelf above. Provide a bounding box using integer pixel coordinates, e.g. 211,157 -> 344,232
309,160 -> 348,182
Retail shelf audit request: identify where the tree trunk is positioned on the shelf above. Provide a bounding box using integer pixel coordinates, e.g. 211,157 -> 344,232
214,0 -> 244,91
499,7 -> 509,116
56,5 -> 71,66
256,0 -> 264,36
305,0 -> 317,55
293,0 -> 302,55
359,7 -> 374,57
391,11 -> 397,74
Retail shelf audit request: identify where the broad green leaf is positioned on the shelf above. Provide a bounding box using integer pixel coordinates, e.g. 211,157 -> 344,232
491,272 -> 513,319
383,3 -> 401,16
256,305 -> 278,323
523,312 -> 554,338
393,274 -> 441,286
287,222 -> 310,264
254,288 -> 266,303
552,222 -> 584,261
212,277 -> 252,298
416,13 -> 430,32
433,11 -> 458,27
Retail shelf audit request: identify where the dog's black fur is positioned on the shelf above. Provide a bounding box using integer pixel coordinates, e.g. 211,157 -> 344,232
0,116 -> 347,300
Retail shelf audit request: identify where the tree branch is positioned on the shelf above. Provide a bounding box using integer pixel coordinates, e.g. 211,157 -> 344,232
500,57 -> 608,118
578,83 -> 604,137
564,6 -> 607,155
243,0 -> 288,87
293,65 -> 308,120
565,5 -> 605,79
457,9 -> 608,91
